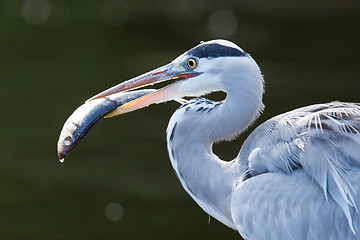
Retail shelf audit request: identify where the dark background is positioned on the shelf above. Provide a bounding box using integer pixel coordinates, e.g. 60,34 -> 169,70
1,0 -> 359,239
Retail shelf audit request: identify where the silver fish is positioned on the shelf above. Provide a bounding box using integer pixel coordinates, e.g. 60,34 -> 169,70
57,89 -> 155,161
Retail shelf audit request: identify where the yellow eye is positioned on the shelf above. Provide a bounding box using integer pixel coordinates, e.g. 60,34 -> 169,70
187,58 -> 197,69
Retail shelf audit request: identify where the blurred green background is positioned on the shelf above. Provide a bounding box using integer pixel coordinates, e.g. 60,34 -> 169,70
1,0 -> 359,239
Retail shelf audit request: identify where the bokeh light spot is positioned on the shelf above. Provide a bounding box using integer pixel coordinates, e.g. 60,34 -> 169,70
22,0 -> 51,25
208,9 -> 238,38
101,0 -> 130,26
104,202 -> 124,222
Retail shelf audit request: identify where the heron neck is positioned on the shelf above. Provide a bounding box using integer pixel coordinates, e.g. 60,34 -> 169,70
167,124 -> 240,229
166,89 -> 263,228
166,70 -> 263,228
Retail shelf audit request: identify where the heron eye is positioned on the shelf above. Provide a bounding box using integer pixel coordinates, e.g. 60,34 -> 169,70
187,58 -> 197,69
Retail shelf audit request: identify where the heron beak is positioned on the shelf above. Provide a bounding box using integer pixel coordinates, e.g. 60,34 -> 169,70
87,63 -> 201,117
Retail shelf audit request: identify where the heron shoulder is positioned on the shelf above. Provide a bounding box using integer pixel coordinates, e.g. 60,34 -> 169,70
237,101 -> 360,233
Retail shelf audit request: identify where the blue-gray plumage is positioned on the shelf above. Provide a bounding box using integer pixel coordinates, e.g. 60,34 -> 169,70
58,40 -> 360,239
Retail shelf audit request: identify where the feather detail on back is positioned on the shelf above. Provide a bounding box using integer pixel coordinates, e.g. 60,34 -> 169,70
239,101 -> 360,233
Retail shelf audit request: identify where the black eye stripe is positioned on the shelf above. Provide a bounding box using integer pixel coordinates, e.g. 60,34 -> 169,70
187,43 -> 247,59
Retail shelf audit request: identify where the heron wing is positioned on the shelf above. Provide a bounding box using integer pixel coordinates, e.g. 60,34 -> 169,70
236,101 -> 360,237
231,170 -> 360,240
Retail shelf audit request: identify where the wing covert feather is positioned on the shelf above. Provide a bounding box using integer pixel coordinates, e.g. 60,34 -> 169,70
236,102 -> 360,236
231,170 -> 360,240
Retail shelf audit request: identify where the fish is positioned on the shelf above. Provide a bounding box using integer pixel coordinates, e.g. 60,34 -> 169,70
57,89 -> 155,161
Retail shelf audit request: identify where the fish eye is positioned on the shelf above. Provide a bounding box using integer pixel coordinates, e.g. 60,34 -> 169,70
64,136 -> 72,146
187,58 -> 197,69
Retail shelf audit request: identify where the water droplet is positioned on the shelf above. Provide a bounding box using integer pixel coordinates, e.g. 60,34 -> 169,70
105,202 -> 124,222
21,0 -> 51,25
208,8 -> 238,38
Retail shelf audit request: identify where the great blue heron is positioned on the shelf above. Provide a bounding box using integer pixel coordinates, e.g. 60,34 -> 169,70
58,40 -> 360,239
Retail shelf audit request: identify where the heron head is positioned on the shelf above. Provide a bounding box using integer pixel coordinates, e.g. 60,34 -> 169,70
87,39 -> 255,117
